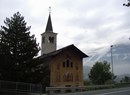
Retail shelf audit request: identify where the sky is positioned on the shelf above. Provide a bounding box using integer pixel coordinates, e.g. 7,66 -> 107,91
0,0 -> 130,75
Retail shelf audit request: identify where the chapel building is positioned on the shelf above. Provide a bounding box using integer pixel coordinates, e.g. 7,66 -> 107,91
40,12 -> 88,88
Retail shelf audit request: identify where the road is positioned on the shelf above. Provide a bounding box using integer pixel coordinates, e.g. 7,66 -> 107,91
57,87 -> 130,95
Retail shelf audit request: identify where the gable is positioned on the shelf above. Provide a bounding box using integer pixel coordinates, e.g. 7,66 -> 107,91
40,44 -> 88,60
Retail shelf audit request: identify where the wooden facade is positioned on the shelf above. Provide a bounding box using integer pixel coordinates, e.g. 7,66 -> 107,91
39,44 -> 88,87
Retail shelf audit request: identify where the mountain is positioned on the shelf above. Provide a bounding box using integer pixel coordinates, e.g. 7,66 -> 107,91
115,74 -> 130,82
100,44 -> 130,64
83,65 -> 91,80
85,43 -> 130,75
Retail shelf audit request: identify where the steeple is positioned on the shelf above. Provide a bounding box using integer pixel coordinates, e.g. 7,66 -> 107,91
45,8 -> 53,32
41,7 -> 57,55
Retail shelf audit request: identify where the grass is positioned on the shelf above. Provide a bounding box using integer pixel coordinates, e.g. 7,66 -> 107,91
84,82 -> 130,91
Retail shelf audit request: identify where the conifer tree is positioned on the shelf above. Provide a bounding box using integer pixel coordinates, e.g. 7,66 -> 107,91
0,12 -> 40,82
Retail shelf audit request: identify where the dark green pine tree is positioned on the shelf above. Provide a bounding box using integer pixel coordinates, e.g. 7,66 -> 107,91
0,12 -> 40,82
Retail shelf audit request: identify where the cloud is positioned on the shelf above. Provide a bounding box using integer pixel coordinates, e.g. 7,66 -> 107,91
114,64 -> 130,75
0,0 -> 130,75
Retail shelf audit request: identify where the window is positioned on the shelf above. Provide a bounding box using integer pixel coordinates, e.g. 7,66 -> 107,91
69,73 -> 73,81
63,72 -> 73,82
51,37 -> 54,43
67,60 -> 69,67
49,37 -> 54,43
63,74 -> 67,82
63,62 -> 65,67
62,59 -> 73,68
49,37 -> 51,43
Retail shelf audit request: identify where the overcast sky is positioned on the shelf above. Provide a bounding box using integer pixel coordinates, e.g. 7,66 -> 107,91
0,0 -> 130,75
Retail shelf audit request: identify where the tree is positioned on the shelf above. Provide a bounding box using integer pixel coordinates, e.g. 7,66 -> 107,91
88,61 -> 112,85
0,12 -> 40,82
120,76 -> 130,83
123,0 -> 130,7
124,76 -> 130,83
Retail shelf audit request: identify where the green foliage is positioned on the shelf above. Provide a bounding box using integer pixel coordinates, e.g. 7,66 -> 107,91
124,76 -> 130,82
120,76 -> 130,83
84,79 -> 91,86
0,12 -> 40,82
26,57 -> 50,92
88,61 -> 112,85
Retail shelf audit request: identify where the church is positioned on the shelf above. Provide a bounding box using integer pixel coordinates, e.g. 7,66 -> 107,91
39,12 -> 88,88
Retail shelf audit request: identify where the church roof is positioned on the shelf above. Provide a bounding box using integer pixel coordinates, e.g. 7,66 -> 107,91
45,14 -> 53,32
40,44 -> 89,59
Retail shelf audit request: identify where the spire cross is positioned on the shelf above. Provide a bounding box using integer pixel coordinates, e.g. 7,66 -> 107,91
49,7 -> 51,14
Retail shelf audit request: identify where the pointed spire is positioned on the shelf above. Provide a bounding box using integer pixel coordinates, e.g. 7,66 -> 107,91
45,7 -> 53,32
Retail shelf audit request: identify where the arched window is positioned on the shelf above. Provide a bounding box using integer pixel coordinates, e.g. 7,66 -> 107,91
63,72 -> 73,82
66,60 -> 69,67
49,37 -> 54,43
62,59 -> 73,68
63,62 -> 65,67
63,73 -> 67,82
69,73 -> 73,81
51,37 -> 54,43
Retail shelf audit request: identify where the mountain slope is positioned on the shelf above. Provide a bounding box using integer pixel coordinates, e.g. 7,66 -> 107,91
85,43 -> 130,75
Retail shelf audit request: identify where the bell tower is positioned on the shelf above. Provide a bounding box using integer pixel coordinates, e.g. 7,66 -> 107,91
41,8 -> 57,55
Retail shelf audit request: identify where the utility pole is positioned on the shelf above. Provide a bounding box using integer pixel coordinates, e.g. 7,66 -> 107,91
110,45 -> 113,74
110,45 -> 114,83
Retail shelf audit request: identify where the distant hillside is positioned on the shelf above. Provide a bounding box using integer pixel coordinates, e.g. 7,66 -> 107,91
83,65 -> 91,80
115,74 -> 130,82
83,67 -> 130,82
85,43 -> 130,75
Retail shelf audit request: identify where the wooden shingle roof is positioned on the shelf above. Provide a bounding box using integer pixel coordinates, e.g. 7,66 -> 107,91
39,44 -> 88,59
